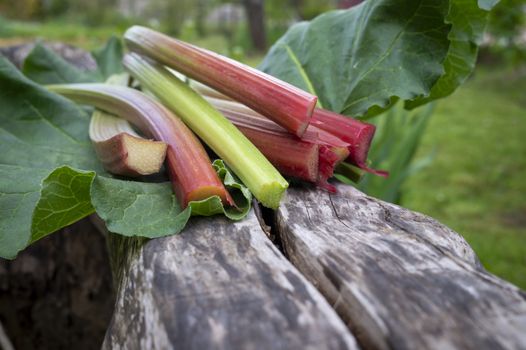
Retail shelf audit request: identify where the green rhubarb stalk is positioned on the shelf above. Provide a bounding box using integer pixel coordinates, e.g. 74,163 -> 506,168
124,26 -> 317,137
123,53 -> 288,209
48,83 -> 232,208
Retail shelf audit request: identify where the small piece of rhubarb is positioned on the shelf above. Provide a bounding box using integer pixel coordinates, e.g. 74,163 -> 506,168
123,53 -> 288,209
311,108 -> 388,177
90,109 -> 167,176
123,25 -> 317,137
48,83 -> 232,207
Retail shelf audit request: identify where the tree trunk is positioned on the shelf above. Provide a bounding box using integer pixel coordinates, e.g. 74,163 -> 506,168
195,0 -> 207,37
242,0 -> 267,52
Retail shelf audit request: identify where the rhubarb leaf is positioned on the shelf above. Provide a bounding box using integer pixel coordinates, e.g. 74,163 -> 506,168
23,36 -> 124,84
91,161 -> 251,237
0,56 -> 100,258
91,36 -> 124,80
260,0 -> 495,117
90,177 -> 192,238
0,165 -> 48,259
260,0 -> 451,117
22,43 -> 93,84
406,0 -> 497,108
31,167 -> 96,242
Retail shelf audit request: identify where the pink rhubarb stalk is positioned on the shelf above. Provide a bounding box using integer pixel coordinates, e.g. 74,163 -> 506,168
124,25 -> 317,137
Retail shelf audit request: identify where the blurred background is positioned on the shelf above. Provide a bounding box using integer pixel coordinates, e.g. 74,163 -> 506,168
0,0 -> 524,287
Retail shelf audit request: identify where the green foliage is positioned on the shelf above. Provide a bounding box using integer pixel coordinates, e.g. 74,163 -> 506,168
295,0 -> 335,20
260,0 -> 452,117
406,0 -> 497,109
23,37 -> 124,83
356,103 -> 435,204
260,0 -> 498,118
488,0 -> 525,40
485,0 -> 526,66
31,166 -> 96,242
90,176 -> 192,238
0,57 -> 100,258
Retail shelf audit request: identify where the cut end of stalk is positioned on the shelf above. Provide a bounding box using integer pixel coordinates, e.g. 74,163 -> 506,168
90,109 -> 167,177
296,96 -> 318,137
92,133 -> 167,177
349,122 -> 376,166
257,181 -> 289,210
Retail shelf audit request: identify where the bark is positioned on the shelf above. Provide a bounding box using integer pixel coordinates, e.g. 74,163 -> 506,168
102,211 -> 357,350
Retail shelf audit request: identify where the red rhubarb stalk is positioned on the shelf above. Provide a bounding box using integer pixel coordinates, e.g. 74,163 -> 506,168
311,108 -> 388,177
239,127 -> 319,183
123,25 -> 317,137
48,84 -> 232,207
207,97 -> 349,188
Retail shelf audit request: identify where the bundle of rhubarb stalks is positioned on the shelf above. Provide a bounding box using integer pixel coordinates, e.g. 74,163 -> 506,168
50,26 -> 387,211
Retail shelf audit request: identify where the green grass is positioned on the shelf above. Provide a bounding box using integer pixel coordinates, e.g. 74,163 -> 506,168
0,18 -> 125,50
403,66 -> 526,290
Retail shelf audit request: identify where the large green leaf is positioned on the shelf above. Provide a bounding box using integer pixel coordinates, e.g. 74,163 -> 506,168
0,56 -> 250,259
260,0 -> 497,117
91,36 -> 125,80
259,0 -> 451,116
0,56 -> 99,258
22,43 -> 94,84
406,0 -> 497,108
23,36 -> 124,84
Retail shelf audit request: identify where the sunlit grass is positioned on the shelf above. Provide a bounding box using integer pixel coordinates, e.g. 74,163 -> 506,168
0,18 -> 124,50
403,67 -> 526,289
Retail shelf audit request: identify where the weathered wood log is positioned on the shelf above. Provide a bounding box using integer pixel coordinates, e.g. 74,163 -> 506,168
102,211 -> 358,350
276,184 -> 526,350
0,217 -> 114,350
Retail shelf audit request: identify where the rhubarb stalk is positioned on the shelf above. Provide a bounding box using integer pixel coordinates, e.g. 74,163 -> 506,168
89,109 -> 167,176
205,97 -> 348,189
48,83 -> 232,207
123,53 -> 288,209
311,108 -> 388,177
192,82 -> 385,177
124,25 -> 317,137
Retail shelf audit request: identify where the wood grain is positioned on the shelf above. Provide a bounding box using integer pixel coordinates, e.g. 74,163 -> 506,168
276,184 -> 526,350
103,211 -> 358,350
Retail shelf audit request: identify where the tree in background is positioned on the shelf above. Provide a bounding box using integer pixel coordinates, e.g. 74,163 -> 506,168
289,0 -> 334,20
241,0 -> 267,52
486,0 -> 526,65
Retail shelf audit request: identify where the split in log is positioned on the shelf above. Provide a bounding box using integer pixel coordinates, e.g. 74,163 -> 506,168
102,211 -> 358,350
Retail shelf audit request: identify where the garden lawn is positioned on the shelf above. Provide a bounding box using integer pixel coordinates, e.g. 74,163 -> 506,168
403,66 -> 526,290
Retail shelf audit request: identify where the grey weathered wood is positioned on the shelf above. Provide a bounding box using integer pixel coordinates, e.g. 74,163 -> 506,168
276,184 -> 526,350
102,211 -> 358,350
0,320 -> 14,350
